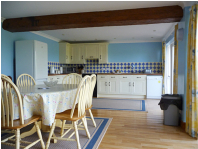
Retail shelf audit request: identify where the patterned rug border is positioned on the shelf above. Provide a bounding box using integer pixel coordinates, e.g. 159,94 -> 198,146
1,117 -> 113,149
92,98 -> 147,112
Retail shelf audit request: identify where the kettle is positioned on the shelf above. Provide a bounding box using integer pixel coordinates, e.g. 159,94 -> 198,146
50,66 -> 55,74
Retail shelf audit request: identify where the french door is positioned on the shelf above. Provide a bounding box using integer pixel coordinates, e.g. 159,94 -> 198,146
165,41 -> 174,94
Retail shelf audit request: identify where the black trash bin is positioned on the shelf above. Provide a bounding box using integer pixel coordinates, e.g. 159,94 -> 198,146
158,94 -> 182,126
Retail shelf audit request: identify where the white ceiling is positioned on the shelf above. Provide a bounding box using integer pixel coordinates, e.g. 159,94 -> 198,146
1,1 -> 195,43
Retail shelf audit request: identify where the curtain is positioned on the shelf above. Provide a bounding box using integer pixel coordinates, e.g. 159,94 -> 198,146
186,4 -> 198,138
162,41 -> 166,94
173,24 -> 178,94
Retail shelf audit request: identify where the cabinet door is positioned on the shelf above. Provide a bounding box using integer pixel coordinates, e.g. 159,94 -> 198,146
97,75 -> 109,94
59,43 -> 70,64
85,44 -> 99,59
70,44 -> 85,64
133,75 -> 146,95
119,75 -> 134,94
99,44 -> 108,64
109,75 -> 119,94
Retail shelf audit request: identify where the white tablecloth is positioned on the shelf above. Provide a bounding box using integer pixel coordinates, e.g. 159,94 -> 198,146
13,84 -> 78,126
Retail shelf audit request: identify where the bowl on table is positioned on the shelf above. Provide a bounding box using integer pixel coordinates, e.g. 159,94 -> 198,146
44,80 -> 58,87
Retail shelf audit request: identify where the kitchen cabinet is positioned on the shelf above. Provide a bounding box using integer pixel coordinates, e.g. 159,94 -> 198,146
99,43 -> 108,64
85,44 -> 99,59
97,74 -> 147,98
70,44 -> 86,64
133,75 -> 146,95
59,42 -> 71,64
119,75 -> 134,94
97,75 -> 109,94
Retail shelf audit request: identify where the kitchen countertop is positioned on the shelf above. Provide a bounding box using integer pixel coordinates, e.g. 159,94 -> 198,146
48,73 -> 162,76
96,73 -> 162,75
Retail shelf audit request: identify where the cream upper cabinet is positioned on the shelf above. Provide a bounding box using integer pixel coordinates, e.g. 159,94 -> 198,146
59,42 -> 71,64
99,43 -> 108,64
70,44 -> 86,64
85,44 -> 99,59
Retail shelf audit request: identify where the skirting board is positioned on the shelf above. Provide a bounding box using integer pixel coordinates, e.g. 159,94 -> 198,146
97,94 -> 146,99
180,120 -> 186,131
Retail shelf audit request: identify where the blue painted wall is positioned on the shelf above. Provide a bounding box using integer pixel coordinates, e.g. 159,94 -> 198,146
1,23 -> 59,82
177,6 -> 190,122
108,42 -> 162,62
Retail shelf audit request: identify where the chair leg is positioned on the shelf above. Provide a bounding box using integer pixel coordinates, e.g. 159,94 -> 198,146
15,129 -> 20,149
82,117 -> 90,138
61,120 -> 66,135
46,120 -> 56,149
35,121 -> 45,149
73,121 -> 81,149
88,109 -> 96,127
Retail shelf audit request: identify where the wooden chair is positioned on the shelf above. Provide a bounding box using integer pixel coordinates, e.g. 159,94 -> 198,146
46,76 -> 91,149
85,74 -> 97,127
17,74 -> 36,87
62,73 -> 82,84
1,77 -> 45,149
1,74 -> 12,81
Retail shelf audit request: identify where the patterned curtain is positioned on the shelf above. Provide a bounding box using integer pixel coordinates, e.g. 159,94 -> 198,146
173,24 -> 178,94
186,4 -> 198,138
162,41 -> 166,94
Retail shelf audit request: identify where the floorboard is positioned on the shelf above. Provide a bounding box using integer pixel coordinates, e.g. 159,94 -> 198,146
87,99 -> 198,149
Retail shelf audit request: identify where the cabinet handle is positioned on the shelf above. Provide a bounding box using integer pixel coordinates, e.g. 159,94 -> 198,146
109,82 -> 110,86
105,82 -> 107,86
133,82 -> 134,87
66,55 -> 68,59
137,77 -> 141,78
71,56 -> 72,60
100,55 -> 101,59
101,77 -> 105,78
82,56 -> 83,59
129,82 -> 131,86
123,77 -> 127,78
57,78 -> 60,79
111,77 -> 115,78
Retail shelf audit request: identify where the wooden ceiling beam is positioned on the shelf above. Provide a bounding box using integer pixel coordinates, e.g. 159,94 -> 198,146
2,5 -> 183,32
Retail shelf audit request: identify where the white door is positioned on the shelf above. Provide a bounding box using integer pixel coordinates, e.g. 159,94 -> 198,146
165,40 -> 174,94
109,76 -> 119,94
97,75 -> 109,94
34,41 -> 48,80
99,44 -> 108,64
119,75 -> 133,94
85,44 -> 99,59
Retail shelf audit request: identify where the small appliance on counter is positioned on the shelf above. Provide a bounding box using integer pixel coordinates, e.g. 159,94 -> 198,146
50,66 -> 55,74
60,67 -> 63,74
143,69 -> 152,74
63,66 -> 77,73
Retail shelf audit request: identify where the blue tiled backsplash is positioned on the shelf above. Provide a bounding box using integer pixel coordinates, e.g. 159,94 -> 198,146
48,60 -> 162,74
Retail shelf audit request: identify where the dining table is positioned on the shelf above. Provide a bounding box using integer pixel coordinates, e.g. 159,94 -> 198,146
14,84 -> 78,139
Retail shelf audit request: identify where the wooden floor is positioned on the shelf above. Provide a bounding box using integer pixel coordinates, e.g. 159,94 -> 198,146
89,99 -> 198,149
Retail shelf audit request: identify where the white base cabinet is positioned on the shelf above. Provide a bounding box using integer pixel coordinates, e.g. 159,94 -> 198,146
97,75 -> 146,98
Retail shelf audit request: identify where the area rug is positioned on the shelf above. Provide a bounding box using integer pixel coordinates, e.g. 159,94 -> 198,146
1,117 -> 112,149
92,98 -> 146,111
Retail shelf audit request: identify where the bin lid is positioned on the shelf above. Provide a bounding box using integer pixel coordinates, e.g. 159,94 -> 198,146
158,95 -> 182,110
